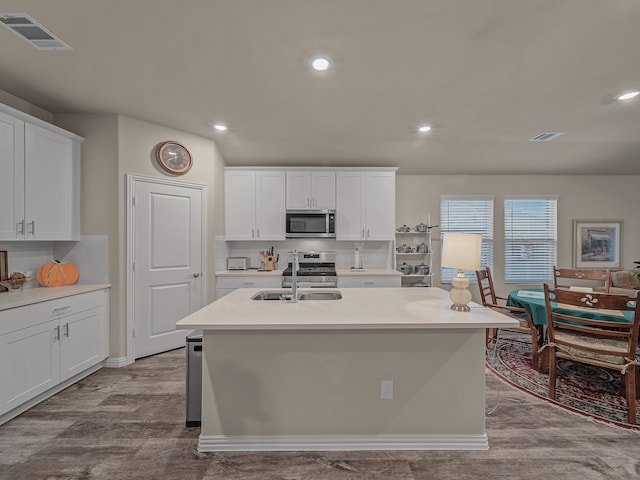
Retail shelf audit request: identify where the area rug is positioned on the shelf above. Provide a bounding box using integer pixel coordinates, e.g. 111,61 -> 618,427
486,334 -> 640,430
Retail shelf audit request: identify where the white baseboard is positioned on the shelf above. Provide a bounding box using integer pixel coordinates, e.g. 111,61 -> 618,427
198,434 -> 489,452
103,356 -> 130,368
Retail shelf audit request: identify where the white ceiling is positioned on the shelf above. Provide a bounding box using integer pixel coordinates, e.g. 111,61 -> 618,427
1,0 -> 639,175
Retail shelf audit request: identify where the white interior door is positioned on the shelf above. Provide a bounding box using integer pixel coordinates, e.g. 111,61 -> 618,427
129,176 -> 205,359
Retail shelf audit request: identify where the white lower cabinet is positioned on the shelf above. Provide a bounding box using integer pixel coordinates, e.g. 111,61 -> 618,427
338,276 -> 401,288
216,275 -> 281,299
0,319 -> 61,413
0,289 -> 108,422
59,306 -> 106,380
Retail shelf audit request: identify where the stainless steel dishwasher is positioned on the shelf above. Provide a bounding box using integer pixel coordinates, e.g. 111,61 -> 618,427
185,331 -> 203,427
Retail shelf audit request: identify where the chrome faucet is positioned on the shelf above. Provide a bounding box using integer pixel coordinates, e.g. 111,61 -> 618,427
290,250 -> 299,303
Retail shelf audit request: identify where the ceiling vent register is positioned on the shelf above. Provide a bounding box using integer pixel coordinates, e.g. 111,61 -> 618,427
529,132 -> 565,142
0,13 -> 71,50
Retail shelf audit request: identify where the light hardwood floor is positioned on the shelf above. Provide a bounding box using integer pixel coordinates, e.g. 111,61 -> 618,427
0,348 -> 638,479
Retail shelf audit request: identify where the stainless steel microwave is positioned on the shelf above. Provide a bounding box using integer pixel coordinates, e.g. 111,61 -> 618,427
285,210 -> 336,238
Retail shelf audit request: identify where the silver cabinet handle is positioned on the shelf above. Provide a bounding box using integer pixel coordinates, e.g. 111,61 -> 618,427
63,323 -> 69,338
28,221 -> 35,235
54,325 -> 60,340
361,229 -> 365,239
17,220 -> 24,235
188,273 -> 200,278
366,229 -> 370,238
252,228 -> 255,238
256,228 -> 260,238
307,197 -> 311,207
52,305 -> 71,315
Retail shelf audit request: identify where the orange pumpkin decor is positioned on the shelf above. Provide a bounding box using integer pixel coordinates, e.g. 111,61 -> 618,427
37,260 -> 79,287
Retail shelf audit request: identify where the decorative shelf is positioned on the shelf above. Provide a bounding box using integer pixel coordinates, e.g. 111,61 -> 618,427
396,216 -> 436,287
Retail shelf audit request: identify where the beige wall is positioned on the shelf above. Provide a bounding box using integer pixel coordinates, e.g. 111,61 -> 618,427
0,89 -> 53,123
396,175 -> 640,301
54,114 -> 121,354
54,113 -> 227,359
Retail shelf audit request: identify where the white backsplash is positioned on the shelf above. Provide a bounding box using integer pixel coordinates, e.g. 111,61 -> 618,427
0,242 -> 53,283
221,239 -> 394,270
0,235 -> 109,286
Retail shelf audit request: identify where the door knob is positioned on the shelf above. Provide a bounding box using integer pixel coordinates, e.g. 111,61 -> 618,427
188,273 -> 200,278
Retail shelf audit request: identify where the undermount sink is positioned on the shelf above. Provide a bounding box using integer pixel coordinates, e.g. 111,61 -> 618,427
251,291 -> 291,301
251,290 -> 342,301
296,291 -> 342,300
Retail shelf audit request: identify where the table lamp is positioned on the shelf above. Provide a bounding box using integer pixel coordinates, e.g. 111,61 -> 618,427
441,233 -> 482,312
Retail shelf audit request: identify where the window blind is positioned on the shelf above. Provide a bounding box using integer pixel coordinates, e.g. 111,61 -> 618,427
440,196 -> 494,284
504,196 -> 558,284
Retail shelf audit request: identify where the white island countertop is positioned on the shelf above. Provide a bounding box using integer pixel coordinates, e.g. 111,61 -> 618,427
176,286 -> 518,331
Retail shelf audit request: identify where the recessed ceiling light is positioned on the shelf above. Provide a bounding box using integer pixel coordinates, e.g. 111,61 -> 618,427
213,123 -> 228,132
616,90 -> 640,101
417,125 -> 432,134
311,57 -> 330,71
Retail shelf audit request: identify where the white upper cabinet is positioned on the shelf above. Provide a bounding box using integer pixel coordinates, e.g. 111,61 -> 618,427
24,124 -> 79,240
225,169 -> 286,241
0,111 -> 23,240
364,171 -> 396,240
286,171 -> 336,210
336,170 -> 396,241
0,105 -> 82,241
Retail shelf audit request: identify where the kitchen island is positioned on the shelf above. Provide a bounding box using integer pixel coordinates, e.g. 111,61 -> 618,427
176,287 -> 518,451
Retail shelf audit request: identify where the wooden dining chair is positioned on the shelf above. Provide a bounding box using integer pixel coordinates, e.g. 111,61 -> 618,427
476,267 -> 541,370
543,284 -> 640,424
553,266 -> 611,292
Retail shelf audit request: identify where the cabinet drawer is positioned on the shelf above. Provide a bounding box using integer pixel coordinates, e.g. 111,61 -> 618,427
216,276 -> 281,289
338,276 -> 401,288
0,289 -> 106,335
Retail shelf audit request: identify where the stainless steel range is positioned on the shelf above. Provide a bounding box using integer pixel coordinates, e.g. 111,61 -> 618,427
281,251 -> 337,288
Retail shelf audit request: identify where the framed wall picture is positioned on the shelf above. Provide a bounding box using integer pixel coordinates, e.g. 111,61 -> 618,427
573,219 -> 622,269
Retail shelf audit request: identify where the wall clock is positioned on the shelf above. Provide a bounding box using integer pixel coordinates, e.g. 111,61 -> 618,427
156,141 -> 192,175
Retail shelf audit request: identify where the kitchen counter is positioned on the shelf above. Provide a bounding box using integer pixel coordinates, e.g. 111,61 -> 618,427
177,287 -> 516,452
0,284 -> 111,311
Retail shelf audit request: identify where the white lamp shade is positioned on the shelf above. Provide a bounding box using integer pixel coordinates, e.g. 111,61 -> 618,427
441,233 -> 482,271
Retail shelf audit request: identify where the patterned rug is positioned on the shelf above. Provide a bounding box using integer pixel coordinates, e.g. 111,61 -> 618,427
486,334 -> 640,430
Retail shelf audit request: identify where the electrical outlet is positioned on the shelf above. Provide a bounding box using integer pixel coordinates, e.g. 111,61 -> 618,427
381,380 -> 393,400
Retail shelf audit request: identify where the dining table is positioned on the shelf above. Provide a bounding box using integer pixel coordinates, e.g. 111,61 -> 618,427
506,288 -> 634,326
507,287 -> 634,372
